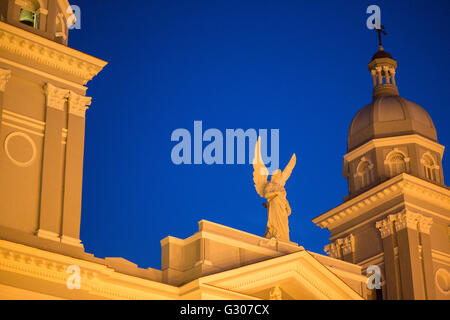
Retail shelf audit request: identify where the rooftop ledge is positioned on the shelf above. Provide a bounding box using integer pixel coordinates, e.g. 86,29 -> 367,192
161,219 -> 303,255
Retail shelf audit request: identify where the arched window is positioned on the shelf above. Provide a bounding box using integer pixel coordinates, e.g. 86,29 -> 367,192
385,149 -> 410,178
19,0 -> 40,29
421,153 -> 439,182
354,157 -> 373,190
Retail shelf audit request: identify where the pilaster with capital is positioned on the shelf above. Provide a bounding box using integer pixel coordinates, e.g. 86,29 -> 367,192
68,92 -> 92,118
44,83 -> 69,111
418,215 -> 435,299
38,83 -> 69,242
393,210 -> 426,299
60,92 -> 91,248
375,214 -> 399,299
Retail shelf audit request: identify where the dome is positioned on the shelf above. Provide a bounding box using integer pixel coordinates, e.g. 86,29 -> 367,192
371,50 -> 393,61
348,95 -> 437,151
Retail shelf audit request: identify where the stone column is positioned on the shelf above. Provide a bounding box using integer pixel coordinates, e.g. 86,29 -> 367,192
60,91 -> 91,248
376,67 -> 383,86
390,68 -> 396,86
418,216 -> 435,299
382,66 -> 391,84
376,216 -> 400,299
371,70 -> 377,87
37,83 -> 69,242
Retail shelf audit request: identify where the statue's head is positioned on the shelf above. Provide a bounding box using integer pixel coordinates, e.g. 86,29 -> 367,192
271,170 -> 283,184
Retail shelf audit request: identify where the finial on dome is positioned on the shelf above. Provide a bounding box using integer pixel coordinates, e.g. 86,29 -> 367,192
368,25 -> 399,100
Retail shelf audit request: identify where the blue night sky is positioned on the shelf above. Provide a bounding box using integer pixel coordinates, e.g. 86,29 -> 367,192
69,0 -> 450,269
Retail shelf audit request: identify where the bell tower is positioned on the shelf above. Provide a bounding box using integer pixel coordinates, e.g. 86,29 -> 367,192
0,1 -> 107,250
313,44 -> 450,300
0,0 -> 73,45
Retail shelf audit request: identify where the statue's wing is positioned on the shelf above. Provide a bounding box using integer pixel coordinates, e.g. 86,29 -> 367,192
282,153 -> 296,183
252,137 -> 268,198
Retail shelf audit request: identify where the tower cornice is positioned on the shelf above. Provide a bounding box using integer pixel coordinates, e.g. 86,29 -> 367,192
312,173 -> 450,231
0,22 -> 107,85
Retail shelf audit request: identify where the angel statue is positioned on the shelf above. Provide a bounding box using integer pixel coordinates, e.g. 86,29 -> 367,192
253,137 -> 296,242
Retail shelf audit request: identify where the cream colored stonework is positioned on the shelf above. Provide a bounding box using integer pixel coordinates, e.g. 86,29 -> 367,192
0,221 -> 367,300
0,0 -> 448,301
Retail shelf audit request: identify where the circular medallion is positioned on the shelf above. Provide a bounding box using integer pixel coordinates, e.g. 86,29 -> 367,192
435,268 -> 450,295
4,132 -> 37,168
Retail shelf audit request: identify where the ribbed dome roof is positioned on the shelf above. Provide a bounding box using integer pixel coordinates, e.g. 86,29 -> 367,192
348,95 -> 437,151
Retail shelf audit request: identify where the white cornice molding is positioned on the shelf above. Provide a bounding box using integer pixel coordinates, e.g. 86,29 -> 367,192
0,22 -> 107,85
0,240 -> 178,299
343,134 -> 445,164
0,68 -> 11,92
313,174 -> 450,230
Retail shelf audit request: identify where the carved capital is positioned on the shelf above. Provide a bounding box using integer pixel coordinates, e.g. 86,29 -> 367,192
419,216 -> 433,234
44,83 -> 69,111
376,217 -> 394,239
341,234 -> 355,255
324,243 -> 341,259
0,68 -> 12,92
394,211 -> 421,231
68,92 -> 92,118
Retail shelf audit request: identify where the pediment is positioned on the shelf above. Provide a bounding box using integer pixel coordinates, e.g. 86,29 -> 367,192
199,250 -> 364,300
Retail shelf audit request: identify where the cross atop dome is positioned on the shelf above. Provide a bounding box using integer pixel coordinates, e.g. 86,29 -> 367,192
375,25 -> 387,50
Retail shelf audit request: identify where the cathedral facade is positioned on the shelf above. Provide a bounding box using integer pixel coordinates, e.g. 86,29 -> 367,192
0,0 -> 448,300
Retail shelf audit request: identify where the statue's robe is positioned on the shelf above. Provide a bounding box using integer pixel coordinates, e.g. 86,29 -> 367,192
264,182 -> 291,242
